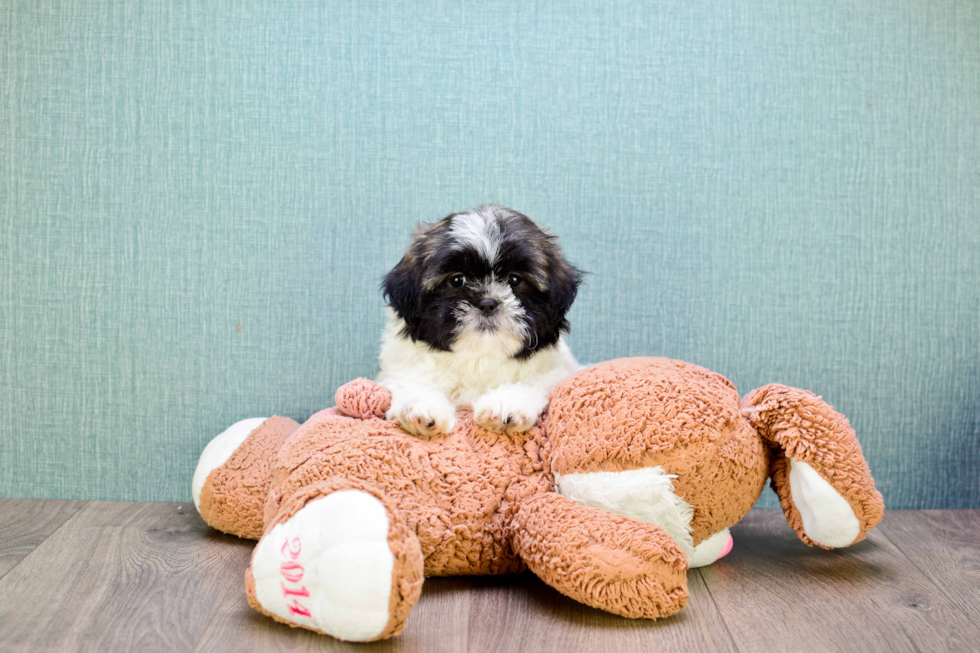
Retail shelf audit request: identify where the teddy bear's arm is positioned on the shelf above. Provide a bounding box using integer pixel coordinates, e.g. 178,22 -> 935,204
741,384 -> 885,549
193,415 -> 301,539
507,492 -> 689,620
335,378 -> 393,420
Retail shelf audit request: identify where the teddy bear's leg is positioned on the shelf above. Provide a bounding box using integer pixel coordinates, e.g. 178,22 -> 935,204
193,415 -> 300,539
508,492 -> 689,620
246,478 -> 424,642
741,384 -> 885,549
555,466 -> 738,568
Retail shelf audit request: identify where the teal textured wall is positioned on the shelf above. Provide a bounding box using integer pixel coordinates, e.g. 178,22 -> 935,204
1,0 -> 978,507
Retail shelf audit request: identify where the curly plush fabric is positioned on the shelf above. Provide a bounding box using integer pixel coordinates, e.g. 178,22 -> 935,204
547,358 -> 768,544
508,492 -> 689,619
335,378 -> 392,420
266,409 -> 553,576
198,415 -> 299,539
195,356 -> 884,640
741,384 -> 885,547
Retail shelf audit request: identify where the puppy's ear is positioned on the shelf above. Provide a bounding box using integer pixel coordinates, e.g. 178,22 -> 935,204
382,256 -> 424,336
545,253 -> 584,332
383,218 -> 453,339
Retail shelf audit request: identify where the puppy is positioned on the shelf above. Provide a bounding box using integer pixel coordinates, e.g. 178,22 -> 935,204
377,205 -> 583,436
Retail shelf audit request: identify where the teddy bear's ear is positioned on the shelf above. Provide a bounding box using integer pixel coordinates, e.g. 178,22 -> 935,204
741,385 -> 885,549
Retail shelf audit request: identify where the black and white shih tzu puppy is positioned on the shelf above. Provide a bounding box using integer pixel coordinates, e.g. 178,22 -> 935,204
377,205 -> 583,437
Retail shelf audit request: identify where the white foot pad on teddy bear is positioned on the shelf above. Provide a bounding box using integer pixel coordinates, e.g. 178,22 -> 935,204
789,459 -> 861,548
250,490 -> 395,642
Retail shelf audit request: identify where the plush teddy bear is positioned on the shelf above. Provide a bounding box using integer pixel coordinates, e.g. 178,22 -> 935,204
192,357 -> 883,642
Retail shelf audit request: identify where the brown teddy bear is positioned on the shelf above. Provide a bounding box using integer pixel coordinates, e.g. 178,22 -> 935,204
192,357 -> 884,642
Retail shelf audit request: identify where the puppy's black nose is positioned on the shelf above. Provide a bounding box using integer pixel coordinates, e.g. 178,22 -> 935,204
477,298 -> 499,315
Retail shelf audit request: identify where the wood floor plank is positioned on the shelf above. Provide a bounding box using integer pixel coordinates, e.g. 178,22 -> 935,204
876,510 -> 980,628
0,499 -> 86,579
194,576 -> 473,653
699,510 -> 980,653
6,501 -> 976,652
195,564 -> 736,653
0,501 -> 254,653
462,569 -> 737,653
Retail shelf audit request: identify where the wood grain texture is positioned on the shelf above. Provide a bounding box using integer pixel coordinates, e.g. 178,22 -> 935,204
0,498 -> 86,579
877,511 -> 980,629
462,572 -> 736,653
0,501 -> 253,653
699,511 -> 980,653
194,577 -> 474,653
2,503 -> 980,653
194,571 -> 735,653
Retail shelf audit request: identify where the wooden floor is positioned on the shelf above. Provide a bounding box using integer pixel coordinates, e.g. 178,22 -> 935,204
0,501 -> 977,653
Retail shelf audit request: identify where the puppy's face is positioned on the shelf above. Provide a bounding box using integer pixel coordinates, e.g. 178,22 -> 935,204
383,206 -> 582,359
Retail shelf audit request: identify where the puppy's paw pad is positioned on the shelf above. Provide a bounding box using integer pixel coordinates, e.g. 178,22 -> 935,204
389,396 -> 456,436
473,391 -> 541,434
475,408 -> 535,433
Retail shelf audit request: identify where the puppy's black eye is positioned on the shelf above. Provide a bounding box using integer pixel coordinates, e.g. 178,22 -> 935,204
507,273 -> 522,288
449,274 -> 465,288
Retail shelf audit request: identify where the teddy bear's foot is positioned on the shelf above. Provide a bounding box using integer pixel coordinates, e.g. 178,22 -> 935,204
193,416 -> 300,539
192,417 -> 268,512
687,528 -> 734,568
787,459 -> 861,548
741,384 -> 885,549
246,480 -> 424,642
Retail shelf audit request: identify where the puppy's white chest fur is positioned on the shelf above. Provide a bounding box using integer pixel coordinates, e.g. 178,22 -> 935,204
377,312 -> 579,407
376,311 -> 580,436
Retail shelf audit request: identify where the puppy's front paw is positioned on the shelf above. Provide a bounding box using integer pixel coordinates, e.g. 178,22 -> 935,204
473,386 -> 546,434
387,391 -> 456,437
